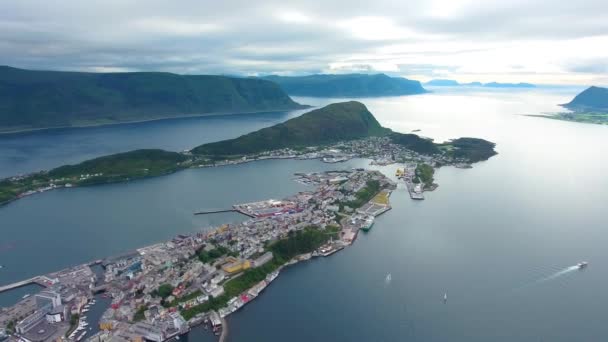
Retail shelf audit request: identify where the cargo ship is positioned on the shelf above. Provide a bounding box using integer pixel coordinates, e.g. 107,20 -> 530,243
360,216 -> 374,232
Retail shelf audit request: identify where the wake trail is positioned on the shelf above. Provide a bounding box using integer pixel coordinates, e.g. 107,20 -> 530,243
511,265 -> 580,293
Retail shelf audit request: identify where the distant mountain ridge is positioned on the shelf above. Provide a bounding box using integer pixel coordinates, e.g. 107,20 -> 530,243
562,86 -> 608,112
425,79 -> 535,88
261,73 -> 427,97
0,66 -> 305,133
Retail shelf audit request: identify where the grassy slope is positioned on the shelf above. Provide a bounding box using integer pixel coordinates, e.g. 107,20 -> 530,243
192,101 -> 390,156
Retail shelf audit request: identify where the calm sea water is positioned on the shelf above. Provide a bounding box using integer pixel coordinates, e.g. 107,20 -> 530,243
0,109 -> 310,178
2,87 -> 608,341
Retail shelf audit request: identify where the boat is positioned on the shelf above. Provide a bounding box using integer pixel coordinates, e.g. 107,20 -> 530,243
360,216 -> 374,232
577,261 -> 588,269
22,294 -> 30,299
443,293 -> 448,303
385,273 -> 392,284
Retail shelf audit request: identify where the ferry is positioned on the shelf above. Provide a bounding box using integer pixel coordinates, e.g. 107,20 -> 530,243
360,216 -> 374,232
577,261 -> 588,269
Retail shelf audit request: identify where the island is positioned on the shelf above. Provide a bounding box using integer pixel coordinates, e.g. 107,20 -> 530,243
0,66 -> 306,134
260,73 -> 427,97
528,86 -> 608,125
0,102 -> 497,206
0,101 -> 498,342
425,79 -> 535,88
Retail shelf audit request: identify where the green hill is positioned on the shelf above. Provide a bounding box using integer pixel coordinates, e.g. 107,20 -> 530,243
49,149 -> 189,181
192,101 -> 389,156
261,74 -> 426,97
563,86 -> 608,112
0,66 -> 305,133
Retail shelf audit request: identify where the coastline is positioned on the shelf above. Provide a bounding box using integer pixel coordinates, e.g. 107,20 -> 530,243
0,169 -> 394,342
0,105 -> 312,136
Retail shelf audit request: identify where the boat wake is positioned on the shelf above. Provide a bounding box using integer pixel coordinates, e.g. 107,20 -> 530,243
534,265 -> 579,284
513,265 -> 581,292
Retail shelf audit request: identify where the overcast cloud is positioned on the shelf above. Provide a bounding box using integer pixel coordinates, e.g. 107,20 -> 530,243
1,0 -> 607,84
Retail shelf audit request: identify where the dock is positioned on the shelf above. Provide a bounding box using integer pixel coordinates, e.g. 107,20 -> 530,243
194,208 -> 255,217
219,317 -> 228,342
405,181 -> 425,200
0,276 -> 45,293
194,209 -> 237,215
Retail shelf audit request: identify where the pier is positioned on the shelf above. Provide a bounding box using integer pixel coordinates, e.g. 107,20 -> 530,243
194,208 -> 235,215
0,276 -> 42,293
219,317 -> 228,342
194,208 -> 254,217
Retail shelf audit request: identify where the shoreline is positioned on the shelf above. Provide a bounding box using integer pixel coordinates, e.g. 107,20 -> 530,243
0,169 -> 394,342
0,106 -> 312,136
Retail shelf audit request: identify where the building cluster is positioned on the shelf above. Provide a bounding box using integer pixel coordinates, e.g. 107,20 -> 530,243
2,169 -> 395,342
0,265 -> 98,342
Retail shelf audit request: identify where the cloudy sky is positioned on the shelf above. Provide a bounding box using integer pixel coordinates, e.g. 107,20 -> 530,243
1,0 -> 607,85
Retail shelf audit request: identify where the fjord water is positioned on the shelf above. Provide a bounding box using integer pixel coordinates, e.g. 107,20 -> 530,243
2,87 -> 608,340
0,109 -> 309,178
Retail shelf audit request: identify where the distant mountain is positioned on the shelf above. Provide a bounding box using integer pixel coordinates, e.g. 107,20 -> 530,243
562,86 -> 608,112
0,66 -> 305,133
425,79 -> 460,86
192,101 -> 389,156
425,79 -> 535,88
483,82 -> 535,88
260,74 -> 427,97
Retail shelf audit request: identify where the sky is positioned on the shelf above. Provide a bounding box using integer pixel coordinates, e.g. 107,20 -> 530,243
1,0 -> 607,85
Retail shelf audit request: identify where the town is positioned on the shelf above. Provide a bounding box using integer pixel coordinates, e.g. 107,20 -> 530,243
2,135 -> 475,206
0,169 -> 396,342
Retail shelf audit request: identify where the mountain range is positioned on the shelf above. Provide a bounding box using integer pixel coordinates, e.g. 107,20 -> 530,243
425,79 -> 535,88
261,74 -> 427,97
0,66 -> 305,133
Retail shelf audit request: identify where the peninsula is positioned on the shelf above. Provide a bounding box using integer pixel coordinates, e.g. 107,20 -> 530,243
528,86 -> 608,125
261,74 -> 427,97
0,168 -> 396,342
0,66 -> 306,134
0,101 -> 496,206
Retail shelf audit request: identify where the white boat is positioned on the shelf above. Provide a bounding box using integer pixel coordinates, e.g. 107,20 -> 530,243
22,294 -> 30,299
577,261 -> 588,269
385,273 -> 392,283
443,293 -> 448,303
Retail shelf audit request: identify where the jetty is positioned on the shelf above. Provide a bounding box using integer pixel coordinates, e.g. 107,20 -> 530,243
194,208 -> 254,217
0,276 -> 46,293
219,316 -> 228,342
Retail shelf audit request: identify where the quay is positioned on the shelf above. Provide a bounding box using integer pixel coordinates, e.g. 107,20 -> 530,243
194,208 -> 254,217
219,316 -> 228,342
0,276 -> 47,293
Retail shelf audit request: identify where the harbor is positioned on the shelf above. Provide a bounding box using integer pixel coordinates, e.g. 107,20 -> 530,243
0,169 -> 396,342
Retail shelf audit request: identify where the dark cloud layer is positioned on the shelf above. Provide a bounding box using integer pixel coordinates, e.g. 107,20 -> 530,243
0,0 -> 606,84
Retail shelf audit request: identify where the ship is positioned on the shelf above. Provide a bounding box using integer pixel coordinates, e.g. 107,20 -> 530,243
360,216 -> 374,232
577,261 -> 588,269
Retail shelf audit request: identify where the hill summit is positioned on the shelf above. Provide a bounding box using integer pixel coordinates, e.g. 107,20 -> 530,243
563,86 -> 608,112
192,101 -> 389,155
